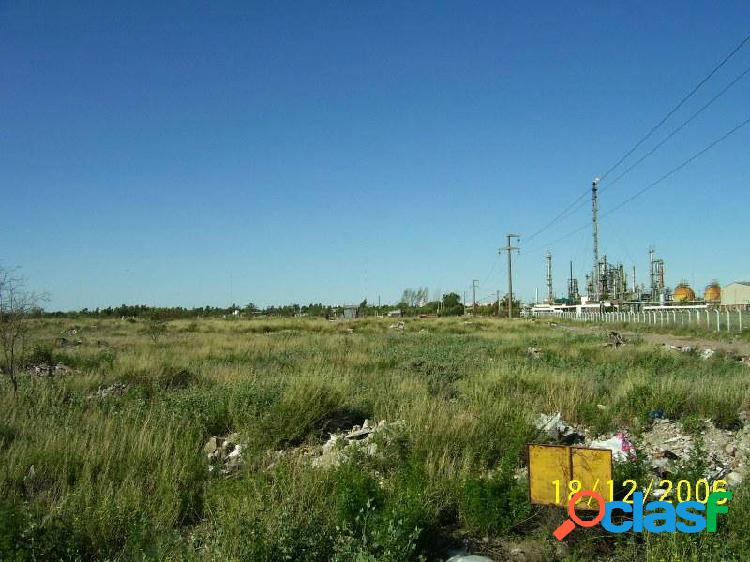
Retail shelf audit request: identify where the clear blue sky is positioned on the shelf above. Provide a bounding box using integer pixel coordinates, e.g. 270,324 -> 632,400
2,1 -> 749,311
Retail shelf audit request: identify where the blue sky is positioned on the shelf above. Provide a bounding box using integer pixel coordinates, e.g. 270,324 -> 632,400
2,1 -> 749,310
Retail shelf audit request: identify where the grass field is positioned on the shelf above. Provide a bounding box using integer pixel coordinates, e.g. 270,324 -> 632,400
2,316 -> 750,561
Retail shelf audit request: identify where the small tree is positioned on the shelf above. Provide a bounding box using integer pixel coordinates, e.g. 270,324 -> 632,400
0,268 -> 42,395
440,292 -> 464,316
145,312 -> 168,342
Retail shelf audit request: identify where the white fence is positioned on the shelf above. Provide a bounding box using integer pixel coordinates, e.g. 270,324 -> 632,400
538,309 -> 749,333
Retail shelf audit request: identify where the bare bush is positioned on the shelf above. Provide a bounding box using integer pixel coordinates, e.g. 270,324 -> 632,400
0,268 -> 43,394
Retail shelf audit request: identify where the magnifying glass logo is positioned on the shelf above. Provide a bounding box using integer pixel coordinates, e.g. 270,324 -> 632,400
553,490 -> 606,541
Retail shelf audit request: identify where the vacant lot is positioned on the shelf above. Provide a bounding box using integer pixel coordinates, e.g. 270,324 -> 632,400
2,317 -> 750,561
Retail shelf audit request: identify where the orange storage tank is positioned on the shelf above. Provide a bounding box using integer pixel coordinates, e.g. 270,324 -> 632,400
673,283 -> 696,302
704,282 -> 721,303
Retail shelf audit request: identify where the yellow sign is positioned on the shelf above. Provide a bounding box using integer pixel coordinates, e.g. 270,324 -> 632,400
528,444 -> 612,507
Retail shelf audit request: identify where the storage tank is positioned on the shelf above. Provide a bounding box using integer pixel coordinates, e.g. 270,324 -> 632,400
673,282 -> 696,302
704,282 -> 721,303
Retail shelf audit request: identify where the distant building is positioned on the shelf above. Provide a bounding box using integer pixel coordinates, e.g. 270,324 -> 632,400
342,305 -> 358,320
387,310 -> 402,318
721,282 -> 750,309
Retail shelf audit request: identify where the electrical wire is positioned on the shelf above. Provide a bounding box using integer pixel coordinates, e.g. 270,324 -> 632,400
524,31 -> 750,244
526,114 -> 750,253
599,31 -> 750,181
603,62 -> 750,191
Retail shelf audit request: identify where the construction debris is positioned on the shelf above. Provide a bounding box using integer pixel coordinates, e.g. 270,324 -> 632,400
526,347 -> 543,360
87,382 -> 128,400
29,363 -> 73,377
534,411 -> 750,487
700,348 -> 716,361
204,433 -> 245,475
389,321 -> 405,331
589,432 -> 635,462
665,344 -> 693,353
311,419 -> 403,469
535,413 -> 584,445
606,331 -> 627,347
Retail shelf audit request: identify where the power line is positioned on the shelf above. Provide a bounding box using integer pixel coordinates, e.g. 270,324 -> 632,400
524,190 -> 588,242
526,113 -> 750,253
601,114 -> 750,217
603,62 -> 750,191
599,31 -> 750,181
525,31 -> 750,245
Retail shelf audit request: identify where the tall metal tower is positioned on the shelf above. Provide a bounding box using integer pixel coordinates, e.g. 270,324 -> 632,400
545,251 -> 553,303
591,178 -> 600,301
567,261 -> 579,301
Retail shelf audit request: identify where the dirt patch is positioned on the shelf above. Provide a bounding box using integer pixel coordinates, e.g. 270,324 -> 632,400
556,323 -> 750,357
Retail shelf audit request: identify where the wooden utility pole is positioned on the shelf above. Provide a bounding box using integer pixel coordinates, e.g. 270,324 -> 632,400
500,234 -> 520,318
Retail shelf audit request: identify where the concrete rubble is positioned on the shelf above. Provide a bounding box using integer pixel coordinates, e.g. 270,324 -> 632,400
204,432 -> 245,475
606,331 -> 627,348
535,413 -> 584,445
526,347 -> 543,360
203,420 -> 405,476
87,382 -> 128,400
311,419 -> 403,469
536,412 -> 750,487
29,363 -> 73,377
665,344 -> 693,353
389,321 -> 405,331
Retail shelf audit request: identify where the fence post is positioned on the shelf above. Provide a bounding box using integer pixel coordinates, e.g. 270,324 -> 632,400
740,310 -> 743,332
727,309 -> 731,332
715,310 -> 721,333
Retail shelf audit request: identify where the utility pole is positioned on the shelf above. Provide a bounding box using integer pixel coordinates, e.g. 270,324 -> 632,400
592,177 -> 600,302
463,291 -> 467,316
496,290 -> 501,317
472,280 -> 479,315
500,234 -> 520,318
545,251 -> 553,304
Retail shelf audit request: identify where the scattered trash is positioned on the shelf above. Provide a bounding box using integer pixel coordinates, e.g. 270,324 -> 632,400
665,344 -> 693,353
527,347 -> 543,360
310,419 -> 403,469
589,432 -> 635,462
87,382 -> 128,400
606,331 -> 627,348
536,411 -> 750,488
535,413 -> 584,445
700,348 -> 716,361
204,433 -> 244,475
389,321 -> 405,331
29,363 -> 73,377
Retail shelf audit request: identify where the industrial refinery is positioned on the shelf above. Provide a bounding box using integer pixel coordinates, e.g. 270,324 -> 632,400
529,179 -> 748,316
